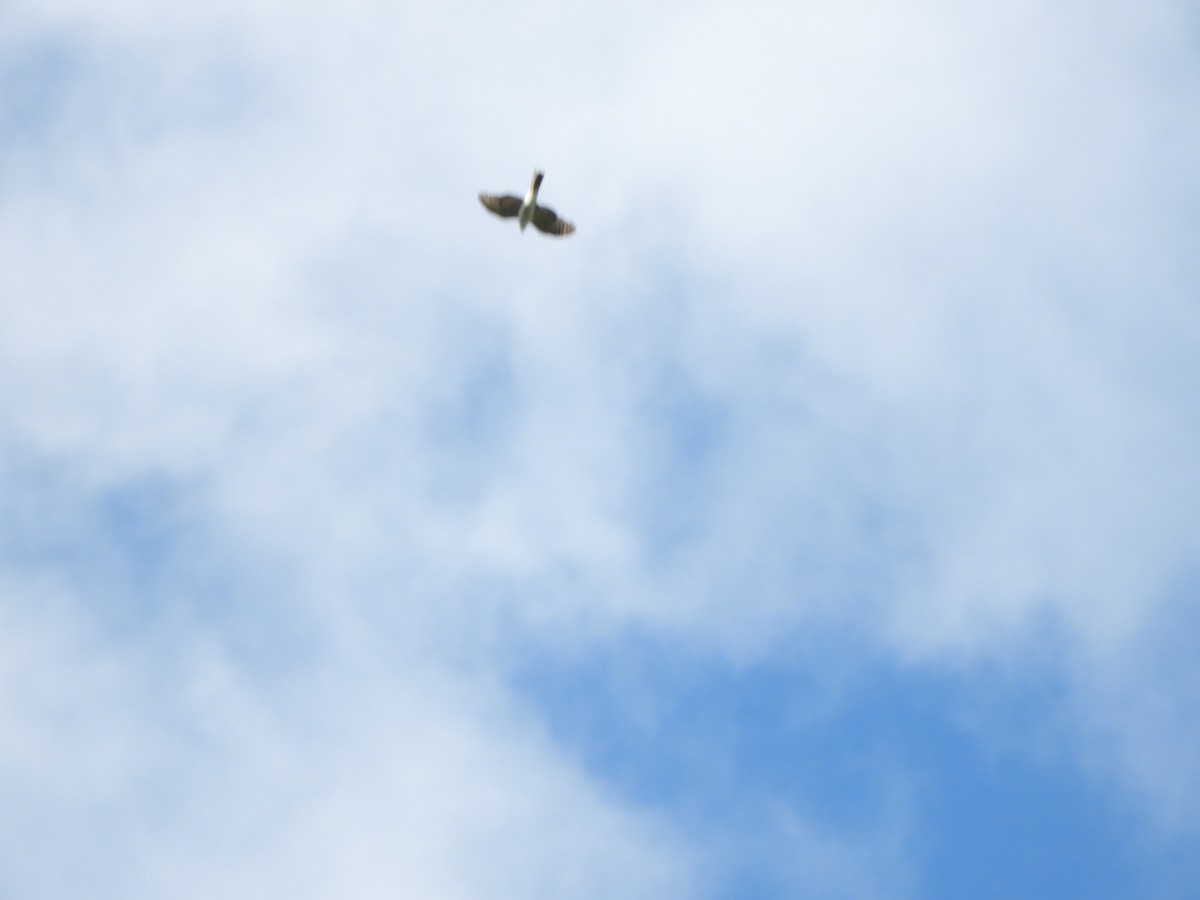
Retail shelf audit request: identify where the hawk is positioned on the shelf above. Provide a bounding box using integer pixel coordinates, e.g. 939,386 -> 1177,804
479,170 -> 575,236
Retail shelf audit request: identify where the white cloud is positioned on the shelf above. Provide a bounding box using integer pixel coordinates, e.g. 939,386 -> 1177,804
0,574 -> 692,898
2,0 -> 1199,894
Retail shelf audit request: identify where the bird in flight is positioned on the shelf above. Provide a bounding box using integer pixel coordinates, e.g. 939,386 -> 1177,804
479,170 -> 575,236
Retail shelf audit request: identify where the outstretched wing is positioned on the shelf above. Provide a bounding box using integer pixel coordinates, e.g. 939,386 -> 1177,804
479,193 -> 522,218
531,205 -> 575,236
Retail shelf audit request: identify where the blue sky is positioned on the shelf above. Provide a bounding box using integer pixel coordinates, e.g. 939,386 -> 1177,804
2,0 -> 1199,897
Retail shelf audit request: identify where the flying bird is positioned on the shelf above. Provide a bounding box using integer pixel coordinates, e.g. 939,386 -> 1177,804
479,170 -> 575,236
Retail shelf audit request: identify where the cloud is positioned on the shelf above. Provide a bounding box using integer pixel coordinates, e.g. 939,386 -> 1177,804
2,0 -> 1199,895
0,571 -> 693,899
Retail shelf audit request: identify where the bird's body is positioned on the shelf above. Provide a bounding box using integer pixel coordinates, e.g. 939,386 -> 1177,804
480,170 -> 575,236
517,172 -> 541,232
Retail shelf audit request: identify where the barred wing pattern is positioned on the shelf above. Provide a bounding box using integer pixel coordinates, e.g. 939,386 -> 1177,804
478,193 -> 523,218
531,205 -> 575,236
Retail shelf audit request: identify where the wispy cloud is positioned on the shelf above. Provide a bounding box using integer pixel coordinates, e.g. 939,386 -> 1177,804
2,0 -> 1198,895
